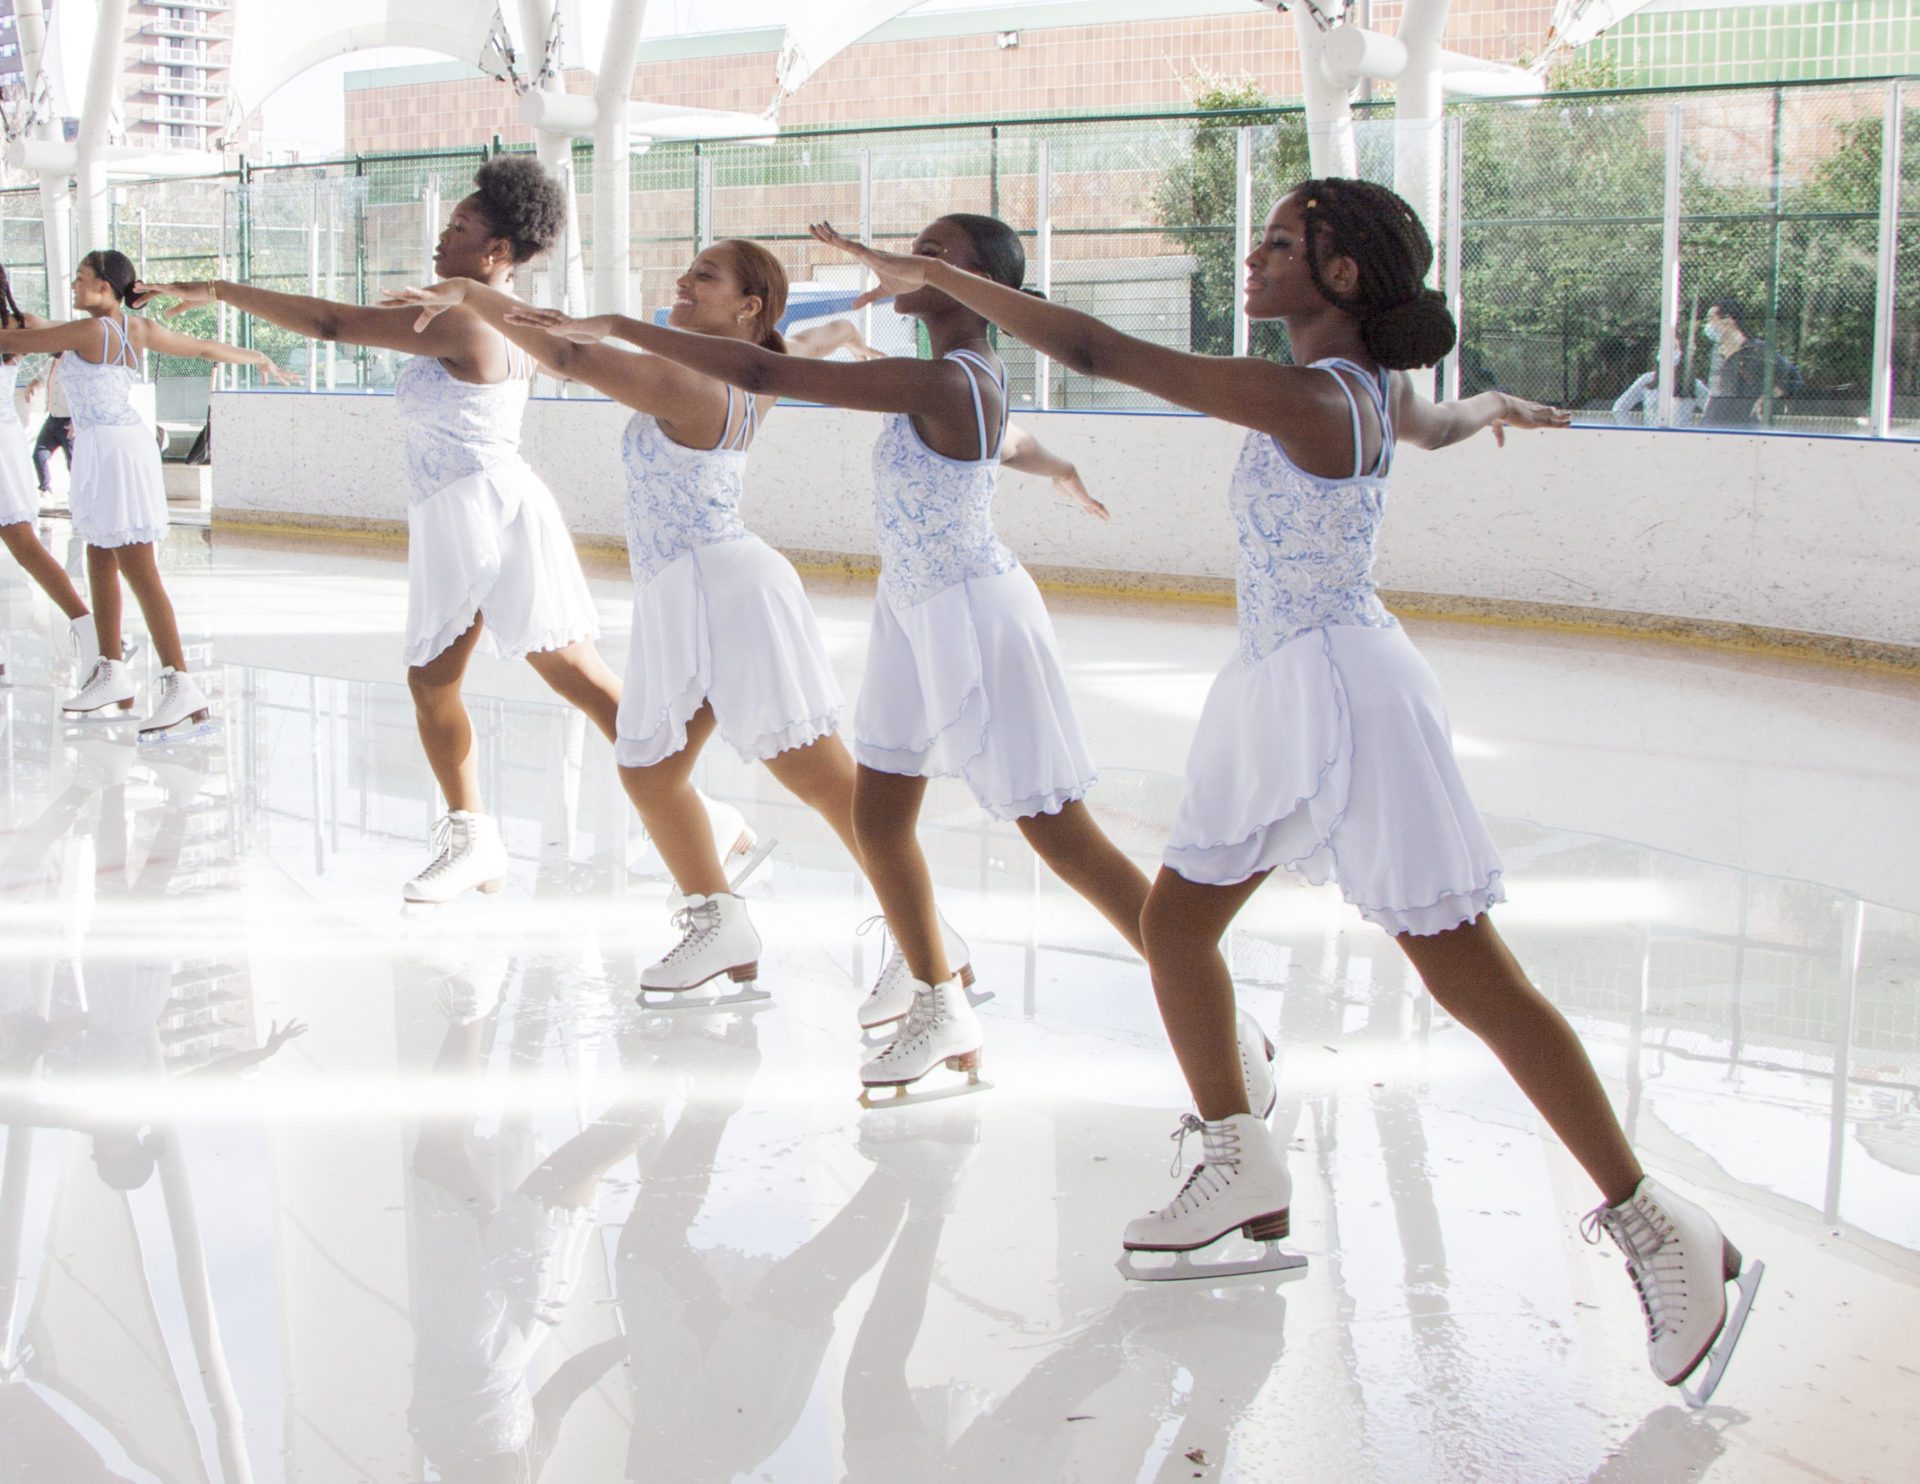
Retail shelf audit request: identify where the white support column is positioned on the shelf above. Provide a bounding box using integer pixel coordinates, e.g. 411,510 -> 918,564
420,180 -> 440,286
1394,0 -> 1453,256
696,154 -> 714,249
1035,138 -> 1053,410
592,0 -> 651,317
323,185 -> 338,389
1233,126 -> 1252,358
1441,117 -> 1463,402
306,180 -> 321,392
13,0 -> 71,310
1291,5 -> 1358,178
1870,80 -> 1905,438
516,0 -> 582,317
74,0 -> 133,254
858,147 -> 874,348
1657,103 -> 1684,428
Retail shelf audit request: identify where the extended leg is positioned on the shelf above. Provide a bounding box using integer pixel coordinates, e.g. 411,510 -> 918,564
112,541 -> 187,672
525,638 -> 622,745
762,732 -> 864,869
1139,867 -> 1271,1119
1015,799 -> 1152,956
84,544 -> 123,664
619,706 -> 727,897
0,522 -> 88,620
406,618 -> 489,813
850,766 -> 947,984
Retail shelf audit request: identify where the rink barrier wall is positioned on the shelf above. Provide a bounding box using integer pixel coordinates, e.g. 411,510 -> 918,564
211,392 -> 1920,667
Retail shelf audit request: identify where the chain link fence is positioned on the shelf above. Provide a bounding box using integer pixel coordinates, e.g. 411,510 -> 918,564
1,76 -> 1914,436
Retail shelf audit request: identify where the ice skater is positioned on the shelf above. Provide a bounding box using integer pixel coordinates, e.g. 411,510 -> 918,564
0,261 -> 93,684
0,251 -> 286,740
137,157 -> 756,904
526,213 -> 1206,1107
389,242 -> 873,1005
809,180 -> 1762,1405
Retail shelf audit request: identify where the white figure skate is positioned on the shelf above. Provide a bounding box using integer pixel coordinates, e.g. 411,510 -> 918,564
1118,1112 -> 1308,1282
638,893 -> 769,1010
859,976 -> 987,1108
62,657 -> 136,718
403,810 -> 510,904
1237,1008 -> 1277,1120
857,911 -> 984,1038
138,667 -> 215,744
1583,1175 -> 1763,1407
65,613 -> 100,674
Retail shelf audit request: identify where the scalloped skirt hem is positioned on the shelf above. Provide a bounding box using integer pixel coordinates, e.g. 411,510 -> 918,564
1164,623 -> 1505,938
854,564 -> 1098,823
404,464 -> 600,668
613,535 -> 846,769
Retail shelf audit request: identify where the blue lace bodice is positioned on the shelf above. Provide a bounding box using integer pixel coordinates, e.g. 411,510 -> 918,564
619,388 -> 756,583
394,343 -> 532,500
59,317 -> 144,429
872,348 -> 1017,607
1231,357 -> 1399,663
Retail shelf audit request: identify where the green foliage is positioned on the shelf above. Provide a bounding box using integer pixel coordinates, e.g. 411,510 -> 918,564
1150,74 -> 1304,359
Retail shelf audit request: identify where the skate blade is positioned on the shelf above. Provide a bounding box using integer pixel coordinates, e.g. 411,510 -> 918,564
726,835 -> 777,893
138,718 -> 219,747
1681,1259 -> 1764,1409
858,1072 -> 991,1110
637,984 -> 772,1013
1117,1242 -> 1308,1283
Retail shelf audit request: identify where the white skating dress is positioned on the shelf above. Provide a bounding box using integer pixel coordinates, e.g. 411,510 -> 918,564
395,341 -> 599,666
855,348 -> 1096,820
0,359 -> 38,524
615,386 -> 843,767
1164,357 -> 1505,936
62,316 -> 167,548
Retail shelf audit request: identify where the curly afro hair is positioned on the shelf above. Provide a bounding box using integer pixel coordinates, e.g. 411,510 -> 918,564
469,154 -> 568,264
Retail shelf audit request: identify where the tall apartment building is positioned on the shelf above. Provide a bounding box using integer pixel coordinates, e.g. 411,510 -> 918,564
0,1 -> 31,96
121,0 -> 233,152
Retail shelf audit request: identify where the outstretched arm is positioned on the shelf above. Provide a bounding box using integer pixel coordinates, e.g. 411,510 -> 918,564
137,319 -> 299,383
501,304 -> 966,417
1390,377 -> 1569,449
135,279 -> 488,369
1000,422 -> 1108,519
0,318 -> 122,357
809,221 -> 1301,435
385,278 -> 708,413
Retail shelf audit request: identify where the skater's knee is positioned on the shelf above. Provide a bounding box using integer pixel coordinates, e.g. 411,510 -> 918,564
406,664 -> 461,710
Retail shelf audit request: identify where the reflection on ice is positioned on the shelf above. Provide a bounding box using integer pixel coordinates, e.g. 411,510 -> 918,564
0,604 -> 1916,1478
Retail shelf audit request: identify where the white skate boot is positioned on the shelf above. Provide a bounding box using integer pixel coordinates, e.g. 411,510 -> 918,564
1119,1113 -> 1308,1281
63,657 -> 136,717
639,893 -> 768,1009
403,810 -> 510,904
857,912 -> 981,1035
859,975 -> 986,1107
139,667 -> 215,744
1237,1008 -> 1276,1120
1583,1176 -> 1763,1407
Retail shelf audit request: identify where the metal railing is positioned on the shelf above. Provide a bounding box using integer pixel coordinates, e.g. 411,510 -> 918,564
1,75 -> 1912,436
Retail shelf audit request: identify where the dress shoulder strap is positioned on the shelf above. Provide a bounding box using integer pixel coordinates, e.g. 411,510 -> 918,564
1311,356 -> 1393,477
714,384 -> 758,452
945,347 -> 1008,460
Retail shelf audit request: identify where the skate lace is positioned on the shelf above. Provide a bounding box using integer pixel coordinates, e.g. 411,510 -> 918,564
1159,1114 -> 1241,1214
414,815 -> 459,881
1581,1198 -> 1684,1340
659,899 -> 724,964
857,914 -> 899,995
154,671 -> 180,711
872,988 -> 945,1064
74,658 -> 115,702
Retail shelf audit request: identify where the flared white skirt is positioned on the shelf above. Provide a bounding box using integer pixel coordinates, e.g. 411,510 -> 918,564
0,417 -> 36,525
855,564 -> 1096,821
615,534 -> 844,768
404,462 -> 600,667
1165,622 -> 1505,937
70,421 -> 166,547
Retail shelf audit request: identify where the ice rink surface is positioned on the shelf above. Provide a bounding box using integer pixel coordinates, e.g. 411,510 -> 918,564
3,524 -> 1917,1483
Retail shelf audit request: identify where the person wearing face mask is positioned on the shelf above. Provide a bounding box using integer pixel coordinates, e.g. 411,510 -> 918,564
1611,330 -> 1709,426
1698,299 -> 1801,428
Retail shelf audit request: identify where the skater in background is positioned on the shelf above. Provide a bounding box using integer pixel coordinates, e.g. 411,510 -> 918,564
0,250 -> 286,740
139,157 -> 757,903
809,179 -> 1761,1403
0,261 -> 93,684
32,360 -> 74,496
516,212 -> 1247,1109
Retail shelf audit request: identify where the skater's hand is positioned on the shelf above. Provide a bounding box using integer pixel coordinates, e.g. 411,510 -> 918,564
809,222 -> 929,301
502,306 -> 617,345
1487,393 -> 1570,446
1052,468 -> 1108,520
257,359 -> 300,387
262,1019 -> 308,1054
132,280 -> 213,317
382,280 -> 473,332
850,284 -> 895,312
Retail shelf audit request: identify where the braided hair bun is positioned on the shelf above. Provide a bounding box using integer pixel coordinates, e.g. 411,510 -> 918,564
1295,178 -> 1459,370
1362,287 -> 1456,370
